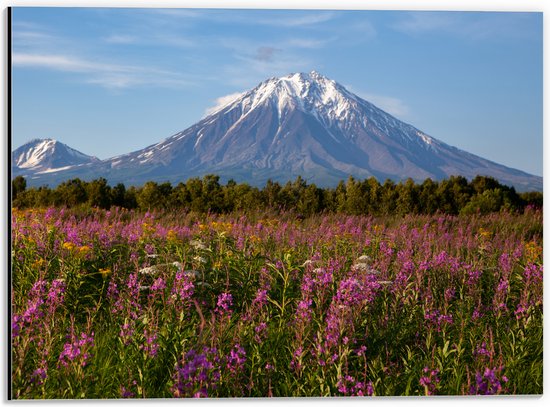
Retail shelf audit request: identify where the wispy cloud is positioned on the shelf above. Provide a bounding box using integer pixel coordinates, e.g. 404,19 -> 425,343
349,86 -> 410,118
255,12 -> 337,27
13,53 -> 111,72
147,8 -> 203,19
204,92 -> 245,116
392,12 -> 454,34
285,37 -> 334,49
103,34 -> 139,44
392,11 -> 538,41
12,52 -> 192,89
145,8 -> 337,28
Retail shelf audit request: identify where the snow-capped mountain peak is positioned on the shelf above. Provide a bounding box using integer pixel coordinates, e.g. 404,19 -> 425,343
14,138 -> 57,169
13,138 -> 99,174
231,71 -> 355,118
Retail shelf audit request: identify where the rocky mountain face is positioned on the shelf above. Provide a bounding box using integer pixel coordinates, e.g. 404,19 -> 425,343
12,72 -> 542,191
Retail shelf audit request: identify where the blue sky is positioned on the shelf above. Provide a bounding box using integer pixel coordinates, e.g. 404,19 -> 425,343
11,6 -> 543,176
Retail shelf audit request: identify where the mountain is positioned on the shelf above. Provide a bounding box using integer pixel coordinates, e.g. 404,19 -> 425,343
13,72 -> 542,191
12,138 -> 100,176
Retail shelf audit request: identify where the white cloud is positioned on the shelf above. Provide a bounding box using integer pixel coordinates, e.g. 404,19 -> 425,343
349,87 -> 410,118
12,53 -> 112,72
285,37 -> 334,49
204,92 -> 245,116
392,12 -> 455,34
257,12 -> 336,27
391,11 -> 538,41
103,34 -> 139,44
12,52 -> 192,89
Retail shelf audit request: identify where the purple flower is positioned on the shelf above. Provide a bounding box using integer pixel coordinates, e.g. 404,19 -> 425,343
58,331 -> 95,368
251,289 -> 268,308
170,269 -> 195,311
296,299 -> 313,322
142,328 -> 159,358
31,362 -> 48,385
469,367 -> 508,395
171,347 -> 221,398
151,277 -> 166,291
337,375 -> 371,396
474,342 -> 491,358
225,344 -> 246,375
424,309 -> 453,332
254,322 -> 268,343
290,346 -> 303,372
121,387 -> 135,398
119,322 -> 134,345
215,292 -> 233,317
419,367 -> 440,395
11,314 -> 21,338
46,279 -> 66,309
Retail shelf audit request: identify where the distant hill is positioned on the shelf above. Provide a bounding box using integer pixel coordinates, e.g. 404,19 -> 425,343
13,138 -> 100,177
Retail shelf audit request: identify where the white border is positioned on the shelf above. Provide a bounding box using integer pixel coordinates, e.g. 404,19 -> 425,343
1,1 -> 547,406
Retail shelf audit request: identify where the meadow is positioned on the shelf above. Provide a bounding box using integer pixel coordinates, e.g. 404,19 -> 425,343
10,206 -> 543,398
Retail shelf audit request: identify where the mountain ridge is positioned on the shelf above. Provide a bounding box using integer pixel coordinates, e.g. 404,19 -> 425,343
11,71 -> 542,192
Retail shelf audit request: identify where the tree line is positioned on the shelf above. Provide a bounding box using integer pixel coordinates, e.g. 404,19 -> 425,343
11,174 -> 542,216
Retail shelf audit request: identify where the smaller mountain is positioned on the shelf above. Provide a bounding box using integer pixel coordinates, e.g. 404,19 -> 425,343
12,138 -> 100,176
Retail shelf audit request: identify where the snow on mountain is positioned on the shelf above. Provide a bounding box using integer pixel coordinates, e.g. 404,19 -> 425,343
12,138 -> 99,175
13,72 -> 542,191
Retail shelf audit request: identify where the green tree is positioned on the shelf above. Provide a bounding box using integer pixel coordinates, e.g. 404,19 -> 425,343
460,189 -> 505,215
297,184 -> 323,216
201,175 -> 224,213
186,177 -> 205,212
12,176 -> 26,201
262,179 -> 282,209
111,183 -> 127,208
137,181 -> 164,210
55,178 -> 88,207
396,178 -> 419,215
344,176 -> 367,215
380,179 -> 397,215
87,178 -> 112,209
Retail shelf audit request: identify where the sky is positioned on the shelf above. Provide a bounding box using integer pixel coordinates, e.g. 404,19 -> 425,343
10,4 -> 543,176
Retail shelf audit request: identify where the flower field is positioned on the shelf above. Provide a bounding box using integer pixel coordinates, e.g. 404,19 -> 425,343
10,206 -> 543,398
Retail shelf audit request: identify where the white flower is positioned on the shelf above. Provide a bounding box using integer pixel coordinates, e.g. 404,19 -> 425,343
355,255 -> 372,264
183,269 -> 200,278
351,262 -> 370,272
139,265 -> 158,275
193,256 -> 207,264
190,240 -> 207,250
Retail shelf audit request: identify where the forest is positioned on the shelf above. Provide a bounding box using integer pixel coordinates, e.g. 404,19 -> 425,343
12,174 -> 542,216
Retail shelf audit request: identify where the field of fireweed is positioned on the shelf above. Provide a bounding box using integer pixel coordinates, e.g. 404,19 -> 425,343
10,206 -> 543,398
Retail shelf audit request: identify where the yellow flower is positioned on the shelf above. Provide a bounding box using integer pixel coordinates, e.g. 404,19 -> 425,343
525,241 -> 542,263
99,268 -> 111,278
62,241 -> 76,251
477,227 -> 492,239
167,229 -> 178,242
79,245 -> 91,255
33,258 -> 46,269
